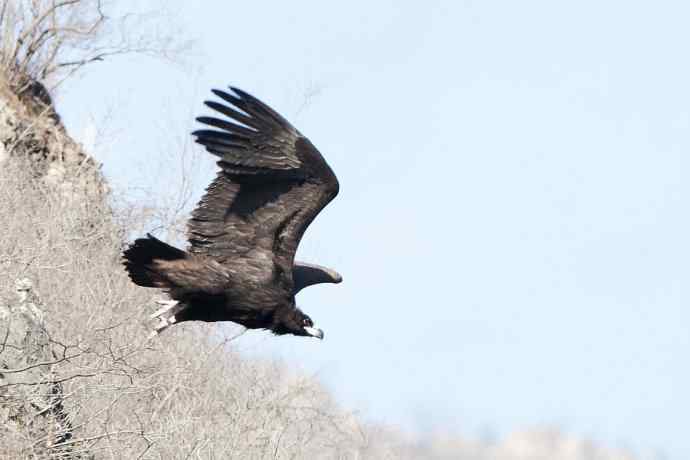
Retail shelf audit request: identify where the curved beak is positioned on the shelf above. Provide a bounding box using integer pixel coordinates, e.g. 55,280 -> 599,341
304,326 -> 324,340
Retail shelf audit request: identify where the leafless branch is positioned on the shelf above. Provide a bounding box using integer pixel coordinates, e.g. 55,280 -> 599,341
1,0 -> 188,91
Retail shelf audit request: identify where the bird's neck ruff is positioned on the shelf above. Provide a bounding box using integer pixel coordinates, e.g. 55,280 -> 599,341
268,304 -> 298,335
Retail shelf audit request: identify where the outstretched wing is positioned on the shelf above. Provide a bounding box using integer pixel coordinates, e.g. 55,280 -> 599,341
188,87 -> 339,285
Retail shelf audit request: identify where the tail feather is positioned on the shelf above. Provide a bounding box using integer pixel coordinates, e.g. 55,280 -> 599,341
122,233 -> 187,288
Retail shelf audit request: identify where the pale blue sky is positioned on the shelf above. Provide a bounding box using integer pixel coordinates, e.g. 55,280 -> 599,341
57,1 -> 688,458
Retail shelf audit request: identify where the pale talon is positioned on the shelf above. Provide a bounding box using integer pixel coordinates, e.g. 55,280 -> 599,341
146,330 -> 160,341
147,299 -> 183,338
149,299 -> 181,320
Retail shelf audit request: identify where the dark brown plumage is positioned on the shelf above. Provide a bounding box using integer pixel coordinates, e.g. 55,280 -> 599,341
123,86 -> 341,339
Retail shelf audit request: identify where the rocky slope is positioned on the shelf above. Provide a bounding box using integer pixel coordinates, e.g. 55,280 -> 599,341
0,72 -> 645,459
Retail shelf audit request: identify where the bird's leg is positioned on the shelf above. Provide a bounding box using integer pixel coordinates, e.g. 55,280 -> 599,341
147,314 -> 178,340
150,299 -> 183,320
147,299 -> 186,340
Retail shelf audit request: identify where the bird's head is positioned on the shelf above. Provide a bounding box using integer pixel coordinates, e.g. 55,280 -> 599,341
271,305 -> 324,340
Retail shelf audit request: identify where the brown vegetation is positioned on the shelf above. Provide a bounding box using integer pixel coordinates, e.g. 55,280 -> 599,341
0,83 -> 642,460
0,1 -> 645,458
0,155 -> 409,458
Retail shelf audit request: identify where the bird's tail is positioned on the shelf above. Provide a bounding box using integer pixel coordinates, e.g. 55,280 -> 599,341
122,233 -> 187,288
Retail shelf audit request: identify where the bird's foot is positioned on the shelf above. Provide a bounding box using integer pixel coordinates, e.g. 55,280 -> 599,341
147,298 -> 185,340
147,313 -> 178,340
150,299 -> 183,320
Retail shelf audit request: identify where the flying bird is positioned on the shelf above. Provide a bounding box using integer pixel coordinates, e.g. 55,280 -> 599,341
123,86 -> 341,339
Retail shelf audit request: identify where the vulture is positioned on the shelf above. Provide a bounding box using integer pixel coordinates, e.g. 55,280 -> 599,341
123,86 -> 341,339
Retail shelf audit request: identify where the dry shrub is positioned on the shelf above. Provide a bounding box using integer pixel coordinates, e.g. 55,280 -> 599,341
0,3 -> 647,457
0,0 -> 186,93
0,120 -> 645,460
0,158 -> 406,459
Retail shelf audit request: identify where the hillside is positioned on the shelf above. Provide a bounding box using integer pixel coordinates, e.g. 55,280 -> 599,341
0,65 -> 644,460
0,3 -> 643,459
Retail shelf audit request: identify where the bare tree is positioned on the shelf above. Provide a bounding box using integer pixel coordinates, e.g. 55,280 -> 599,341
0,110 -> 646,460
0,0 -> 186,95
0,156 -> 387,458
0,2 -> 651,458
